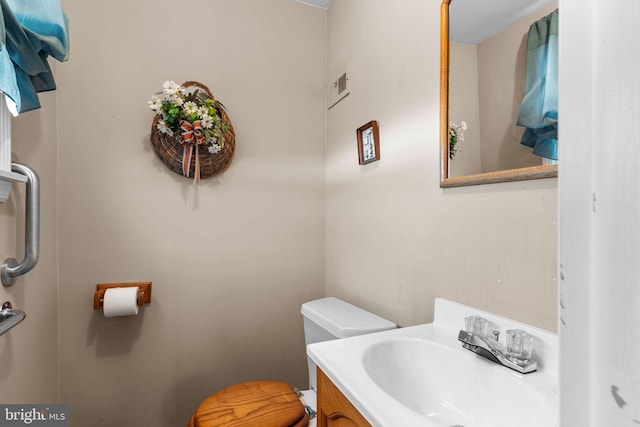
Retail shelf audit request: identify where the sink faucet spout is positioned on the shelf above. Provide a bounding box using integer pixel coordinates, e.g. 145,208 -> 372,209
458,330 -> 537,374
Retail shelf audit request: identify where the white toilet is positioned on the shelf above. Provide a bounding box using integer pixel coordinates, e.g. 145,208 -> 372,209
299,297 -> 397,424
188,297 -> 396,427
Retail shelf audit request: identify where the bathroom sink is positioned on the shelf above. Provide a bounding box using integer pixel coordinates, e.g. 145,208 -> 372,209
307,298 -> 558,427
362,337 -> 555,427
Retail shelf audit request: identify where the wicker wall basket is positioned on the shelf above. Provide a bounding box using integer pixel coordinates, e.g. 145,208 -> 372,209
150,81 -> 235,181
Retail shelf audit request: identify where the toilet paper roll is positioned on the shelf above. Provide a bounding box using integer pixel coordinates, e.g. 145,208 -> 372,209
103,287 -> 139,317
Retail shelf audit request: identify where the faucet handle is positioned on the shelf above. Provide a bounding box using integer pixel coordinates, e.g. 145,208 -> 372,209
506,329 -> 534,365
493,330 -> 500,341
464,315 -> 488,336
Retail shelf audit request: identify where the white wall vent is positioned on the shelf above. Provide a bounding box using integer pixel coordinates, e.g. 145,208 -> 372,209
328,70 -> 350,110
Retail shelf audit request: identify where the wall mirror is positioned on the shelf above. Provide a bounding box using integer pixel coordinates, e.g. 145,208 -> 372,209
440,0 -> 558,187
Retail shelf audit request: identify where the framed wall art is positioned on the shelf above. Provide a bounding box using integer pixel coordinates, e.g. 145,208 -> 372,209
356,120 -> 380,165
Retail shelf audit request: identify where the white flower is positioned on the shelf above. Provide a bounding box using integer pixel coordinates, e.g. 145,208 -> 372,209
162,80 -> 181,96
460,121 -> 468,130
198,106 -> 209,117
147,95 -> 162,111
169,94 -> 184,106
208,143 -> 222,154
201,115 -> 214,129
156,119 -> 171,135
183,101 -> 198,115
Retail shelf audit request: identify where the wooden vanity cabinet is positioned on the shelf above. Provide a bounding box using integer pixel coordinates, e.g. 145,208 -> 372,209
317,368 -> 372,427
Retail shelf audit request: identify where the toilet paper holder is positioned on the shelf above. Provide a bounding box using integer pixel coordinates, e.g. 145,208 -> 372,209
93,282 -> 152,310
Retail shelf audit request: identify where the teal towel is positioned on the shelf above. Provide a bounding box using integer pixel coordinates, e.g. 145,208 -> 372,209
517,9 -> 558,161
0,0 -> 69,115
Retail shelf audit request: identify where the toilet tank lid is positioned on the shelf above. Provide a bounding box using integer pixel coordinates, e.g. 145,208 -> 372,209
301,297 -> 396,339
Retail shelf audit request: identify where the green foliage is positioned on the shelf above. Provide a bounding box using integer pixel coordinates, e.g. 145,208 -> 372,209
152,82 -> 231,148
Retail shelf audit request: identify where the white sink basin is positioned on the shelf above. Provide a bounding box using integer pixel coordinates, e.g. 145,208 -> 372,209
362,337 -> 555,427
307,298 -> 558,427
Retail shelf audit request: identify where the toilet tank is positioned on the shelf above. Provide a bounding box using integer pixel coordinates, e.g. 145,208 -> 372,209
301,297 -> 396,390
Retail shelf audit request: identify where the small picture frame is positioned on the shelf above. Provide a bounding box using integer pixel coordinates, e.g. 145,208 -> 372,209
357,120 -> 380,165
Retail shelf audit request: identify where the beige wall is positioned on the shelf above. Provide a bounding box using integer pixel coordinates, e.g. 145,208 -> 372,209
449,41 -> 482,176
55,0 -> 326,425
326,0 -> 557,329
0,93 -> 59,404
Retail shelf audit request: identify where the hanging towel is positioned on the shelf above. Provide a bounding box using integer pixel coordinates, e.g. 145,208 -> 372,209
516,9 -> 558,161
0,0 -> 69,115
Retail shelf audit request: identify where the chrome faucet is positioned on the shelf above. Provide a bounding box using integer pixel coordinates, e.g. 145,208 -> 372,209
458,329 -> 537,374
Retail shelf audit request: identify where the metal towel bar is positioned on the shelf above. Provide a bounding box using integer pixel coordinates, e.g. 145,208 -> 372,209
1,163 -> 40,286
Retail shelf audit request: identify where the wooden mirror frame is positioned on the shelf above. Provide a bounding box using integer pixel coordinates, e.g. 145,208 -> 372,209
439,0 -> 557,188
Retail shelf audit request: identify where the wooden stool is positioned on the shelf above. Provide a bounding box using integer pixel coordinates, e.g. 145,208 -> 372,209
188,380 -> 309,427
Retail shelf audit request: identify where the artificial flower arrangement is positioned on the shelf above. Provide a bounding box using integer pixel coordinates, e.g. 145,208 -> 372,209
148,80 -> 232,182
448,120 -> 467,159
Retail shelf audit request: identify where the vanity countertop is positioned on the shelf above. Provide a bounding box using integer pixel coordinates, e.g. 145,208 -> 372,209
307,298 -> 558,427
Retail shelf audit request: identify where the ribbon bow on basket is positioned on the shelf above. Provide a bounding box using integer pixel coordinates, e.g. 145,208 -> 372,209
179,119 -> 207,180
149,81 -> 235,183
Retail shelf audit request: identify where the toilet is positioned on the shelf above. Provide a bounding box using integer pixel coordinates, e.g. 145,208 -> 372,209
188,297 -> 396,427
